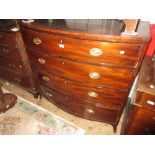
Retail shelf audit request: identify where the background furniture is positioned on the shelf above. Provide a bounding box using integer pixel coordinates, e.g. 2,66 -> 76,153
121,54 -> 155,134
0,20 -> 36,96
19,19 -> 150,131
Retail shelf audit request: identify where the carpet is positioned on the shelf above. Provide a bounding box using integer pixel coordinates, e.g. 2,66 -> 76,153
0,89 -> 85,135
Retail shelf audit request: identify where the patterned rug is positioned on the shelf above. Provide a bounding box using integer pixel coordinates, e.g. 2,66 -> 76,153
0,89 -> 85,135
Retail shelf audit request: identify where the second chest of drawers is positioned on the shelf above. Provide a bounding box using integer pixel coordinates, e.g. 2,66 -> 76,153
121,55 -> 155,135
0,21 -> 35,94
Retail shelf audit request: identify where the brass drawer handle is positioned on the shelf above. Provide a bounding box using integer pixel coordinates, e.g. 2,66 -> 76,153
89,48 -> 103,56
46,92 -> 53,97
33,37 -> 42,45
89,72 -> 101,79
42,76 -> 50,82
38,58 -> 46,65
88,91 -> 98,97
86,108 -> 95,114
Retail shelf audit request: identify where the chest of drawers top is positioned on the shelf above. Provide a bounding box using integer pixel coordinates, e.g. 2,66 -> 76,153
19,19 -> 150,43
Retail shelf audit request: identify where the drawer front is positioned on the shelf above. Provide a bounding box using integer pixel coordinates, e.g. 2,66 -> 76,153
36,69 -> 129,110
0,67 -> 31,88
133,107 -> 155,125
135,91 -> 155,111
0,32 -> 16,46
22,29 -> 141,67
40,85 -> 120,124
0,44 -> 20,60
123,106 -> 155,135
29,50 -> 134,89
0,56 -> 24,75
127,120 -> 155,135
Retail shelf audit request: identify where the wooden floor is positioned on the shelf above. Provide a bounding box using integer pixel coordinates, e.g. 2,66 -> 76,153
0,79 -> 124,135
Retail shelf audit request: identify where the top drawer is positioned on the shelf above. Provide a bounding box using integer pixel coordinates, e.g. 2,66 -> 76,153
21,29 -> 141,67
0,32 -> 16,46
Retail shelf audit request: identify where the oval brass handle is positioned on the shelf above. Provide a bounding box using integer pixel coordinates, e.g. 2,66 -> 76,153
42,76 -> 50,82
89,48 -> 103,56
33,37 -> 42,45
89,72 -> 101,79
88,91 -> 98,97
46,92 -> 53,97
38,58 -> 46,65
86,108 -> 95,114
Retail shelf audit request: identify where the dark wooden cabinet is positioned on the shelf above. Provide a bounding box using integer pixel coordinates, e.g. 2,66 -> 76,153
121,56 -> 155,135
19,19 -> 150,131
0,20 -> 36,95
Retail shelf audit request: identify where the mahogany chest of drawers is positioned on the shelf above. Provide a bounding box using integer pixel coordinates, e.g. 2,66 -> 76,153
121,55 -> 155,134
19,19 -> 151,131
0,20 -> 35,94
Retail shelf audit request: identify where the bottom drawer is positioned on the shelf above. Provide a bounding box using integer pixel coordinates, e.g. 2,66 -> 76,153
0,67 -> 31,88
133,107 -> 155,125
123,106 -> 155,135
127,121 -> 155,135
37,70 -> 128,110
39,85 -> 120,124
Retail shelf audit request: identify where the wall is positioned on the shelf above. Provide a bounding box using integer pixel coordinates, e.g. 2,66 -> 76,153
146,24 -> 155,56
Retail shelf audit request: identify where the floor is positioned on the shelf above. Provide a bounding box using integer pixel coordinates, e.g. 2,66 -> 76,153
0,79 -> 124,135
